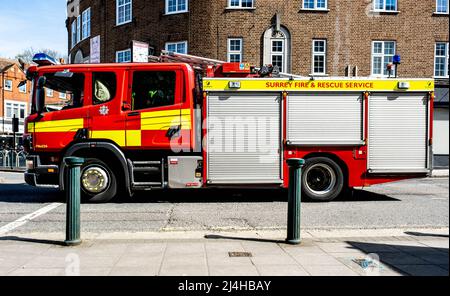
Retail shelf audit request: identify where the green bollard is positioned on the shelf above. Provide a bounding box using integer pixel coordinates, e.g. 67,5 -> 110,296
286,158 -> 305,245
64,157 -> 84,246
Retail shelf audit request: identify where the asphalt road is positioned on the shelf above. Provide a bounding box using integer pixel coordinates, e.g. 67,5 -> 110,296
0,172 -> 448,234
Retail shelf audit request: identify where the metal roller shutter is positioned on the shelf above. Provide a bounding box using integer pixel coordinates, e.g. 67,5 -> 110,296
368,93 -> 429,173
207,92 -> 282,184
287,92 -> 363,145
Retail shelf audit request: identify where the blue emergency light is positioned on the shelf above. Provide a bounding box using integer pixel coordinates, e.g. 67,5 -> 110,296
393,54 -> 401,65
32,53 -> 59,66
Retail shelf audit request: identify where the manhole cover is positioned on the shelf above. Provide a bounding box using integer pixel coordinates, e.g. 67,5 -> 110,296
228,252 -> 252,257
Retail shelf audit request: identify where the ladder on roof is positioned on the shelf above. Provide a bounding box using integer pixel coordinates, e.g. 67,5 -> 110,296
149,50 -> 225,72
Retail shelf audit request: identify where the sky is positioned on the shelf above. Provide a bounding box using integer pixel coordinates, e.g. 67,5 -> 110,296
0,0 -> 68,59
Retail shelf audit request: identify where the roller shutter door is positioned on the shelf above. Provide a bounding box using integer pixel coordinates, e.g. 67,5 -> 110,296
368,93 -> 429,172
207,92 -> 282,184
287,93 -> 363,145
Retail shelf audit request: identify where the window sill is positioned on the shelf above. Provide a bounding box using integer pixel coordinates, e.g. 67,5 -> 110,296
299,8 -> 330,12
164,10 -> 189,16
369,10 -> 400,14
309,73 -> 329,77
225,7 -> 256,11
115,20 -> 133,28
433,12 -> 449,16
434,76 -> 450,79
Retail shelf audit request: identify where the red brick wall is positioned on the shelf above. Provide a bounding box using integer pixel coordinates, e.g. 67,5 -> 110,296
1,64 -> 31,119
68,0 -> 449,78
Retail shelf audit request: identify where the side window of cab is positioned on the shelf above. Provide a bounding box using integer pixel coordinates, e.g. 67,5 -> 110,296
93,72 -> 117,105
131,71 -> 176,110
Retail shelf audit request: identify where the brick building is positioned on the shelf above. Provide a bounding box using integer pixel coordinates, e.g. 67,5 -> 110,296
67,0 -> 449,165
0,58 -> 66,147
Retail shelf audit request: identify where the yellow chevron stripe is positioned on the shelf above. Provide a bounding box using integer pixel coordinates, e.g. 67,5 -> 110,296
33,118 -> 84,133
126,130 -> 141,147
90,130 -> 126,147
141,109 -> 191,131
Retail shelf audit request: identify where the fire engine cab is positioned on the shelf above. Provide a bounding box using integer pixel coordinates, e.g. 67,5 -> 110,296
23,52 -> 435,203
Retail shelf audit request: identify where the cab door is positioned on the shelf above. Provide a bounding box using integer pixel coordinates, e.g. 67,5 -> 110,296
125,68 -> 191,150
88,70 -> 126,147
32,71 -> 89,152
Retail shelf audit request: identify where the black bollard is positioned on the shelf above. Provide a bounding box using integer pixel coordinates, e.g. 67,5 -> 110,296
64,157 -> 84,246
286,158 -> 305,245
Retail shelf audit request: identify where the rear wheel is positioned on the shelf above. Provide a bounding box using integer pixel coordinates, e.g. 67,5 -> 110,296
302,157 -> 344,202
80,159 -> 117,203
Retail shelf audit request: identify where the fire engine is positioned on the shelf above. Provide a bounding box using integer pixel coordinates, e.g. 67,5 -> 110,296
23,52 -> 435,203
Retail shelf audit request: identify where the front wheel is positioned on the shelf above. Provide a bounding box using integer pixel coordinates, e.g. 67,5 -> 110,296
79,159 -> 117,203
301,157 -> 345,202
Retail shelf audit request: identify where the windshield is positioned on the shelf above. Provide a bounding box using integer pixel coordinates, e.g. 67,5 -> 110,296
31,72 -> 85,114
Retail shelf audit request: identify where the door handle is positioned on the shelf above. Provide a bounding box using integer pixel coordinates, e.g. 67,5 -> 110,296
127,112 -> 140,117
166,125 -> 181,138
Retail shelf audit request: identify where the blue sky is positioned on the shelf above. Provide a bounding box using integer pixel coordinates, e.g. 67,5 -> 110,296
0,0 -> 67,59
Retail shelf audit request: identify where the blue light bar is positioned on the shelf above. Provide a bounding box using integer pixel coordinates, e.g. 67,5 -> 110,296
32,53 -> 59,66
393,54 -> 401,64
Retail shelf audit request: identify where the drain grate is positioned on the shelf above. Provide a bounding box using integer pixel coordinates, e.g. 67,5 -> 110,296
228,252 -> 252,257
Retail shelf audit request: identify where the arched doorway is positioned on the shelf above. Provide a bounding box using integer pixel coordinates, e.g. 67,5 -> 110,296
263,26 -> 291,73
73,50 -> 84,64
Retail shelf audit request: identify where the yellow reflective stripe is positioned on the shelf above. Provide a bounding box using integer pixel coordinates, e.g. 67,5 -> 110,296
34,119 -> 84,132
203,79 -> 435,92
126,130 -> 141,147
90,130 -> 126,147
141,109 -> 191,131
27,123 -> 34,131
141,109 -> 190,118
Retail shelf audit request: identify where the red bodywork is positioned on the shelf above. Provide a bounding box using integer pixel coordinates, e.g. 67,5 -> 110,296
25,61 -> 432,191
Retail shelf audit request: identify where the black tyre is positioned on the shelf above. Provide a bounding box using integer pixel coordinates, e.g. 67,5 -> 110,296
79,159 -> 117,203
302,157 -> 345,202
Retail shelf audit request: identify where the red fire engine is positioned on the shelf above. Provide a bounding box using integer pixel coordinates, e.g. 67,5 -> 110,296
23,52 -> 435,202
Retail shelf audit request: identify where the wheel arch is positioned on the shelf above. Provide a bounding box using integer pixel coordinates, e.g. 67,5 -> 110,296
59,141 -> 131,195
301,152 -> 349,188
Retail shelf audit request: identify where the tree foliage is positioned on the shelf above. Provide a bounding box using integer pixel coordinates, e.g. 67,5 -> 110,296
15,47 -> 66,64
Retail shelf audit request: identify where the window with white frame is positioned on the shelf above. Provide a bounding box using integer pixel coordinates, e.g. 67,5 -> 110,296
165,41 -> 187,54
227,38 -> 243,62
228,0 -> 254,8
18,83 -> 27,93
303,0 -> 327,9
71,20 -> 77,48
82,8 -> 91,40
373,0 -> 397,11
117,0 -> 132,25
436,0 -> 449,13
166,0 -> 188,14
435,42 -> 449,77
4,79 -> 12,91
59,92 -> 67,99
5,101 -> 26,119
371,41 -> 396,76
271,40 -> 284,71
312,40 -> 327,75
76,15 -> 81,43
46,88 -> 54,97
116,49 -> 132,63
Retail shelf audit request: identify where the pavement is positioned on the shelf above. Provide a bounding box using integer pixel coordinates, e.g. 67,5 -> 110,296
0,171 -> 448,276
0,228 -> 448,276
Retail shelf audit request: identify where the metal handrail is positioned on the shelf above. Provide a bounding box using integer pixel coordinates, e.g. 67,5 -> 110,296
0,148 -> 27,169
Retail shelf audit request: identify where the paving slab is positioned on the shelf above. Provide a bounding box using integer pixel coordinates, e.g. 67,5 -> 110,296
302,264 -> 358,276
208,265 -> 259,276
255,264 -> 310,276
159,263 -> 209,276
